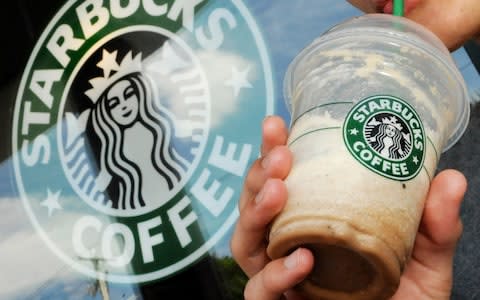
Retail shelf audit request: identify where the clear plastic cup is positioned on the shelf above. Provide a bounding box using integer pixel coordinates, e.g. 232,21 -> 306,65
267,14 -> 470,300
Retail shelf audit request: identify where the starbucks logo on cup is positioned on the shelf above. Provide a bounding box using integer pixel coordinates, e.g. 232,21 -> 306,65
343,95 -> 425,180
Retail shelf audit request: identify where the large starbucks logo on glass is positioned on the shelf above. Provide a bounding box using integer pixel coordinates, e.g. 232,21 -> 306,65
63,32 -> 208,217
343,95 -> 425,180
12,0 -> 273,283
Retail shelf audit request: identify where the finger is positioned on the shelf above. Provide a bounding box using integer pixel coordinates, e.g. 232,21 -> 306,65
414,169 -> 466,271
420,169 -> 466,247
231,117 -> 292,276
261,116 -> 289,157
238,145 -> 292,211
231,178 -> 288,277
393,169 -> 466,299
244,248 -> 314,300
237,116 -> 289,212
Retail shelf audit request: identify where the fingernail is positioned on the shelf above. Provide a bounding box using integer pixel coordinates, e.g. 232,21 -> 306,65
284,249 -> 300,270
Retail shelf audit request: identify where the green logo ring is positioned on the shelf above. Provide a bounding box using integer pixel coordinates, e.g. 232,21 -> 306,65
343,95 -> 426,181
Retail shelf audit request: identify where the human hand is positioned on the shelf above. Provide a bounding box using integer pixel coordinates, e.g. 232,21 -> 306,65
346,0 -> 422,14
230,115 -> 467,299
230,116 -> 314,299
347,0 -> 480,51
390,168 -> 466,299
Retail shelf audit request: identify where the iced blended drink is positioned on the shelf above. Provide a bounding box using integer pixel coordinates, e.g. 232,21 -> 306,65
266,14 -> 470,300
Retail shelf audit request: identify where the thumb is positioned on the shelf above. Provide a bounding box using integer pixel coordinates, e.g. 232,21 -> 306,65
415,169 -> 467,272
391,169 -> 467,300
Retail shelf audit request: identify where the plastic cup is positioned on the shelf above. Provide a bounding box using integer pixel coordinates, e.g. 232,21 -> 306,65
266,14 -> 470,300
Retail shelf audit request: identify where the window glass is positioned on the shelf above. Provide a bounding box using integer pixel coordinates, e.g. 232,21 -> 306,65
0,1 -> 478,299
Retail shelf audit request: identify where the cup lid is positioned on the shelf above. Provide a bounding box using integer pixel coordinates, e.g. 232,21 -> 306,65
283,14 -> 471,152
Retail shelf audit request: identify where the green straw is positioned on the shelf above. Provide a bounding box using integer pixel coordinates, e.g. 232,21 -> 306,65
393,0 -> 404,16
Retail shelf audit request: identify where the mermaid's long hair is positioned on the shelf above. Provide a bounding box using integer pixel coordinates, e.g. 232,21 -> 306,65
371,124 -> 406,160
89,72 -> 187,210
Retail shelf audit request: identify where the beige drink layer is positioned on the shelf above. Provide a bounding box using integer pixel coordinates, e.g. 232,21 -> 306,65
267,9 -> 469,292
267,112 -> 440,299
268,49 -> 453,299
272,19 -> 469,296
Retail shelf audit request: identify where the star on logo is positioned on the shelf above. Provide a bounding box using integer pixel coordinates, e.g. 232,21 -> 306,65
224,65 -> 253,97
412,156 -> 419,164
349,128 -> 359,135
40,189 -> 62,217
96,49 -> 120,78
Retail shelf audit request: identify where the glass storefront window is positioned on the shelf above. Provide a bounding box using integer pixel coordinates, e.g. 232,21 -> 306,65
1,1 -> 479,299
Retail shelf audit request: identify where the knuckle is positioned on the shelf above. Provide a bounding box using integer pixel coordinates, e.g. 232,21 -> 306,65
229,233 -> 242,261
243,279 -> 255,300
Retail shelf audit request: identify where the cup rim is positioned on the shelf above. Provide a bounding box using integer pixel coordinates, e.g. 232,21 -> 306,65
283,14 -> 471,152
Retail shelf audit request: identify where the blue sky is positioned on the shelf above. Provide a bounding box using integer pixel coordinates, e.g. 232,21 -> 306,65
452,48 -> 480,95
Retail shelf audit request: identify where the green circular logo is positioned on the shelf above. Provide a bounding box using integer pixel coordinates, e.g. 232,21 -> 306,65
343,95 -> 425,181
12,0 -> 274,284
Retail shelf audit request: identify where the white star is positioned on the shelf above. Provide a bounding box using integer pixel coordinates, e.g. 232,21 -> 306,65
41,189 -> 62,217
224,65 -> 253,98
412,156 -> 419,164
97,49 -> 120,78
349,128 -> 359,135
